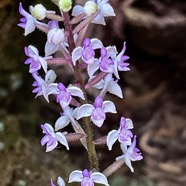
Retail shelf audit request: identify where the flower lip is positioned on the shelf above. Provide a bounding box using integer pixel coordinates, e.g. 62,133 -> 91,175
92,107 -> 105,120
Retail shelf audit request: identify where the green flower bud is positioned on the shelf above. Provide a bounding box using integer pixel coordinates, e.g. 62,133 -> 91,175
84,1 -> 98,16
58,0 -> 72,12
31,4 -> 46,20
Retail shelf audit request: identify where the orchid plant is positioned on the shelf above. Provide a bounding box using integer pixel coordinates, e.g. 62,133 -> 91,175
18,0 -> 143,185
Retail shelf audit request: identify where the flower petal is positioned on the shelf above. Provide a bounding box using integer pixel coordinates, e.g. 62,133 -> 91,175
103,101 -> 117,113
39,56 -> 47,73
24,18 -> 36,36
57,177 -> 65,186
68,170 -> 83,183
41,135 -> 50,146
91,38 -> 103,49
113,61 -> 120,79
43,123 -> 55,136
100,3 -> 115,17
115,154 -> 125,161
107,46 -> 117,56
72,47 -> 82,65
55,116 -> 70,131
106,130 -> 119,150
126,118 -> 133,129
28,45 -> 39,56
45,70 -> 57,84
67,85 -> 85,100
125,154 -> 134,172
56,132 -> 69,150
45,41 -> 60,56
91,116 -> 105,127
77,104 -> 94,119
92,14 -> 105,25
91,172 -> 109,186
45,83 -> 58,100
72,5 -> 84,16
46,140 -> 58,152
87,59 -> 99,77
107,81 -> 123,98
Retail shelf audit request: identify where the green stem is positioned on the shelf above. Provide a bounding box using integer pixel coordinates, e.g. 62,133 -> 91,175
63,12 -> 99,171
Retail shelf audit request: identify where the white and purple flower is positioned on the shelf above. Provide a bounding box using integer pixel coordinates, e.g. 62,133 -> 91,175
72,0 -> 115,25
77,96 -> 116,127
112,42 -> 130,79
107,117 -> 133,150
31,70 -> 58,102
24,45 -> 49,73
72,38 -> 103,65
69,169 -> 109,186
56,83 -> 85,109
92,73 -> 123,98
18,2 -> 48,36
116,135 -> 143,172
87,45 -> 117,77
41,123 -> 69,152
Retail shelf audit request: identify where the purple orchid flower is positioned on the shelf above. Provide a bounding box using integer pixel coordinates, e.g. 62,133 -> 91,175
31,70 -> 58,102
55,106 -> 88,149
116,135 -> 143,172
112,42 -> 130,79
51,177 -> 65,186
56,83 -> 85,109
91,73 -> 123,98
72,38 -> 103,65
41,123 -> 69,152
77,96 -> 116,127
18,2 -> 48,36
87,45 -> 117,77
69,169 -> 109,186
107,117 -> 133,150
72,0 -> 115,25
24,45 -> 50,73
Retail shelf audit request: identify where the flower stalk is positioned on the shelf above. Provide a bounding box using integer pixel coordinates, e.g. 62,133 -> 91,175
63,11 -> 99,170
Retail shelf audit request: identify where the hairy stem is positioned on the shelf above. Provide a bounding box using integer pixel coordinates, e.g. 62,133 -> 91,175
63,12 -> 99,170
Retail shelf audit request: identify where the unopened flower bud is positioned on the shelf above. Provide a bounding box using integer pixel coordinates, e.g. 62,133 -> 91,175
31,4 -> 46,20
58,0 -> 72,12
48,28 -> 65,45
84,1 -> 98,16
51,0 -> 59,6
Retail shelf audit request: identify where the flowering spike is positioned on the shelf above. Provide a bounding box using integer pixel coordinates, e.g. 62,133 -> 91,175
19,0 -> 143,184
